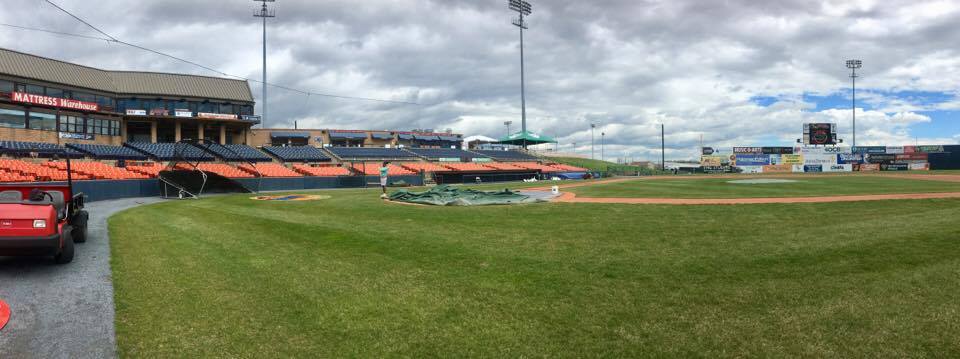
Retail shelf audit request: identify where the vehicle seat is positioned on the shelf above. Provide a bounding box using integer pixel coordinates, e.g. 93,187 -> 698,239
0,190 -> 22,203
47,191 -> 67,220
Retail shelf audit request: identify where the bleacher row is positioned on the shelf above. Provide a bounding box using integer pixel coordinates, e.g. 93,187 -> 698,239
1,140 -> 541,163
0,158 -> 586,183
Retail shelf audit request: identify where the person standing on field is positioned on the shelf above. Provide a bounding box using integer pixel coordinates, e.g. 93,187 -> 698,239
379,161 -> 390,198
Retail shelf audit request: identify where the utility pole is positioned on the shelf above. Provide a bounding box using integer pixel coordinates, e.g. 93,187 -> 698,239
660,124 -> 665,171
601,131 -> 605,162
590,123 -> 596,160
509,0 -> 532,148
254,0 -> 275,128
846,59 -> 862,148
504,121 -> 512,139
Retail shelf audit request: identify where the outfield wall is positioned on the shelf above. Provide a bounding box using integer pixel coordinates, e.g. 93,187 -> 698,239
702,145 -> 958,173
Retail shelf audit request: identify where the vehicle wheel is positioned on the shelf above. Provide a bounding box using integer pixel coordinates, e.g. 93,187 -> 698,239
72,211 -> 89,243
54,229 -> 74,264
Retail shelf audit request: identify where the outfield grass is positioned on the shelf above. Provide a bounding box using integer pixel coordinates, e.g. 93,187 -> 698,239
110,187 -> 960,357
570,176 -> 960,198
544,156 -> 662,175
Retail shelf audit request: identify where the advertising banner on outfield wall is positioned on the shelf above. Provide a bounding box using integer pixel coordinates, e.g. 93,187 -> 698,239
781,154 -> 803,164
837,153 -> 863,164
881,163 -> 909,171
857,164 -> 880,171
885,146 -> 905,154
896,153 -> 928,161
853,146 -> 886,154
792,165 -> 805,173
700,155 -> 723,166
804,154 -> 837,165
733,147 -> 763,154
735,154 -> 770,166
763,164 -> 793,173
823,164 -> 853,172
909,163 -> 930,170
802,147 -> 848,155
803,165 -> 822,172
865,154 -> 897,164
762,147 -> 794,155
737,166 -> 764,173
768,154 -> 782,165
916,145 -> 945,153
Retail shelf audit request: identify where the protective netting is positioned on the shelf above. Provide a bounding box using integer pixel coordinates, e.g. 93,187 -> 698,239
389,185 -> 544,206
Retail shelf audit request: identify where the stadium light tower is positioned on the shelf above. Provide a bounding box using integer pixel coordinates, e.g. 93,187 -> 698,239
601,131 -> 605,162
846,59 -> 862,148
509,0 -> 532,148
590,123 -> 596,159
504,121 -> 512,139
254,0 -> 276,128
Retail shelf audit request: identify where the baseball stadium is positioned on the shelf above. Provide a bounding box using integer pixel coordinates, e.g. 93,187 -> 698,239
3,1 -> 960,358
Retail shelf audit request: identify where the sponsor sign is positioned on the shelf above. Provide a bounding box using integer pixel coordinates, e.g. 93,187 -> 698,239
471,157 -> 493,162
733,147 -> 762,154
853,146 -> 886,154
804,154 -> 837,165
737,166 -> 763,174
241,115 -> 262,122
700,155 -> 723,166
762,147 -> 794,155
768,154 -> 782,165
149,108 -> 169,116
734,154 -> 769,166
837,153 -> 863,164
885,146 -> 904,154
857,164 -> 880,171
802,146 -> 847,154
58,132 -> 94,140
702,166 -> 727,174
10,92 -> 99,112
174,109 -> 193,117
437,158 -> 460,162
701,147 -> 714,155
803,164 -> 823,173
916,145 -> 944,153
909,163 -> 930,171
792,165 -> 805,173
781,154 -> 803,164
903,146 -> 916,153
864,154 -> 896,163
763,164 -> 793,173
896,153 -> 928,161
198,112 -> 239,120
126,109 -> 147,116
823,164 -> 853,172
881,163 -> 909,171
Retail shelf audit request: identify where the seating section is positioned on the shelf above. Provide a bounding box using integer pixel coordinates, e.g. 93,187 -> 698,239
124,142 -> 215,161
399,162 -> 451,173
201,144 -> 274,162
405,148 -> 488,160
0,141 -> 82,157
44,161 -> 149,180
351,163 -> 415,176
292,164 -> 353,177
238,163 -> 302,177
261,146 -> 330,162
175,163 -> 255,178
327,147 -> 419,161
510,162 -> 560,172
547,163 -> 588,172
0,159 -> 92,181
66,143 -> 148,160
482,162 -> 528,171
471,150 -> 540,161
0,168 -> 33,182
439,163 -> 495,172
126,162 -> 163,178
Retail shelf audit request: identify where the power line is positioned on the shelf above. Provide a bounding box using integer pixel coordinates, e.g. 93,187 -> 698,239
18,0 -> 422,106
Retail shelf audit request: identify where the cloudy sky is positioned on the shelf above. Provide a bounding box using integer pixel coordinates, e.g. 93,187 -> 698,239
2,0 -> 959,160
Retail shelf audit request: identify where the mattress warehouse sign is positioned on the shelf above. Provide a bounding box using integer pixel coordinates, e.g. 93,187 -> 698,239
10,92 -> 99,112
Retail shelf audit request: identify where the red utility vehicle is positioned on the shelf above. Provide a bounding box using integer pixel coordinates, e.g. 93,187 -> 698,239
0,152 -> 88,264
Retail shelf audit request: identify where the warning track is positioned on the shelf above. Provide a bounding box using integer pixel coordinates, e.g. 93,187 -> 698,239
537,174 -> 960,205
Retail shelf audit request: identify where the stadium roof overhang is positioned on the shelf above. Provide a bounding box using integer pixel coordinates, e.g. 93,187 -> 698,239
270,131 -> 310,139
329,131 -> 368,140
498,131 -> 556,145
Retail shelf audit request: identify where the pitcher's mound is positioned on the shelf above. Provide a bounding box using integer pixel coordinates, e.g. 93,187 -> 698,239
728,179 -> 799,184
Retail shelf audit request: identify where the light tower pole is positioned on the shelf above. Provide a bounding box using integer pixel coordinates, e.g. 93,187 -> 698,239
590,123 -> 596,160
846,59 -> 862,148
504,121 -> 512,139
601,131 -> 605,162
509,0 -> 532,148
254,0 -> 275,128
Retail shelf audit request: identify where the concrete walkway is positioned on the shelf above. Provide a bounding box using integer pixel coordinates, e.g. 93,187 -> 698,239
0,197 -> 162,359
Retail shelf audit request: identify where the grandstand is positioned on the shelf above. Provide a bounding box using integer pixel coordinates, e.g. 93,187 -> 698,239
472,150 -> 541,161
326,147 -> 420,161
405,148 -> 488,161
292,164 -> 353,177
238,163 -> 302,177
261,146 -> 331,162
351,163 -> 416,176
66,143 -> 149,160
0,141 -> 83,158
124,142 -> 215,161
200,143 -> 274,163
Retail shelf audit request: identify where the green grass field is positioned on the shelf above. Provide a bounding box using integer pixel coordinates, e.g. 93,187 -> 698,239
544,156 -> 662,175
570,176 -> 960,198
109,179 -> 960,357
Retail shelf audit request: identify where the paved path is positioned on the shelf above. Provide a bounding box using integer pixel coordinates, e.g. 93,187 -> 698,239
0,197 -> 162,359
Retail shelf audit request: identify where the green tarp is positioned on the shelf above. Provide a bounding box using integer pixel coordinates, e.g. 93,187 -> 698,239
389,185 -> 542,206
497,131 -> 557,146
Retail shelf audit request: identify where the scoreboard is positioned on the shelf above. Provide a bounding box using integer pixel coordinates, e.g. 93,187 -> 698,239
803,123 -> 837,145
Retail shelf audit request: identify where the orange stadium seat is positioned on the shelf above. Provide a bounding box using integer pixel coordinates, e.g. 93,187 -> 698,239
398,162 -> 450,173
126,162 -> 163,178
238,163 -> 302,177
508,162 -> 558,172
547,163 -> 588,172
0,159 -> 92,181
482,162 -> 526,171
44,161 -> 150,180
178,163 -> 255,178
440,163 -> 495,172
292,164 -> 353,177
350,164 -> 415,176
